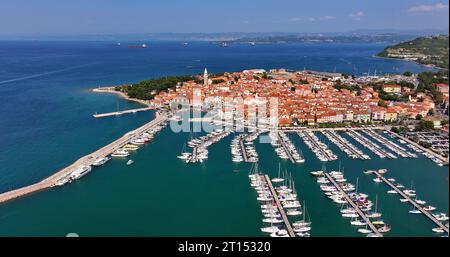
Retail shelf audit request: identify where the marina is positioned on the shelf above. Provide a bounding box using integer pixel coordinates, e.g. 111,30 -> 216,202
346,130 -> 396,159
368,169 -> 449,235
388,131 -> 449,166
249,168 -> 295,237
362,130 -> 417,158
298,131 -> 337,162
182,129 -> 231,163
323,172 -> 385,237
321,130 -> 370,160
0,113 -> 169,204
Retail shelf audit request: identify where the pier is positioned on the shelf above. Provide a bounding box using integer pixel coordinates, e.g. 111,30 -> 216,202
277,133 -> 296,163
322,130 -> 368,160
372,170 -> 449,234
93,106 -> 153,118
387,131 -> 449,165
0,114 -> 168,205
239,138 -> 249,162
298,131 -> 337,161
346,130 -> 395,159
363,130 -> 415,158
264,175 -> 296,237
324,173 -> 383,237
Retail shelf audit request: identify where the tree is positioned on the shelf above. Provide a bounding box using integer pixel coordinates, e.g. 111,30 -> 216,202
403,71 -> 413,77
378,99 -> 388,108
416,114 -> 423,120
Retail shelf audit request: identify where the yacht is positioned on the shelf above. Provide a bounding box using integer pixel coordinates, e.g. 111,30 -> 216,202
296,232 -> 310,237
130,138 -> 146,145
432,227 -> 445,233
261,226 -> 280,233
111,148 -> 130,157
373,177 -> 382,183
92,157 -> 110,166
69,165 -> 92,180
310,170 -> 325,177
433,213 -> 449,221
286,209 -> 302,216
423,205 -> 436,212
350,219 -> 367,226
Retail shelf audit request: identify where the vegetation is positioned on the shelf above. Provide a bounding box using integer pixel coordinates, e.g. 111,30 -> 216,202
115,75 -> 194,100
415,120 -> 435,131
377,35 -> 449,69
416,71 -> 448,103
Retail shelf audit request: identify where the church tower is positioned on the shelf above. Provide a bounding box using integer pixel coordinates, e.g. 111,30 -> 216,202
204,68 -> 208,87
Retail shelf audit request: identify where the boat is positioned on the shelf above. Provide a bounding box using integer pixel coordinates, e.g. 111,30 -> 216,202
92,157 -> 110,166
271,164 -> 284,183
69,165 -> 92,180
296,232 -> 310,237
432,227 -> 445,233
373,177 -> 382,183
358,227 -> 372,234
378,224 -> 391,233
262,218 -> 283,224
400,198 -> 409,203
261,226 -> 279,233
286,209 -> 302,216
310,170 -> 324,177
350,219 -> 367,226
409,207 -> 421,214
424,205 -> 436,212
111,148 -> 130,157
433,213 -> 449,221
127,160 -> 134,166
387,190 -> 398,194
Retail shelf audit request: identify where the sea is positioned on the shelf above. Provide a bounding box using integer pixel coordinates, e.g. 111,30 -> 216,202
0,41 -> 447,236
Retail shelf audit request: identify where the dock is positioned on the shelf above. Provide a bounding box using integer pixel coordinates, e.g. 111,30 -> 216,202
239,138 -> 248,162
372,170 -> 449,234
322,131 -> 367,160
277,133 -> 295,163
264,175 -> 296,237
387,131 -> 449,165
324,173 -> 383,237
346,130 -> 394,159
0,114 -> 168,205
363,130 -> 414,158
93,107 -> 153,118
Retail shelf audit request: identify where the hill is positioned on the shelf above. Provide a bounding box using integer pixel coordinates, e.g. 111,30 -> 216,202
377,35 -> 449,69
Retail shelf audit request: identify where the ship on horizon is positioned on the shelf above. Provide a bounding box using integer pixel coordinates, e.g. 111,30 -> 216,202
127,43 -> 148,48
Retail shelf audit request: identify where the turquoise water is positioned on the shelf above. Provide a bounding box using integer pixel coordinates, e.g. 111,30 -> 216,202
0,41 -> 446,236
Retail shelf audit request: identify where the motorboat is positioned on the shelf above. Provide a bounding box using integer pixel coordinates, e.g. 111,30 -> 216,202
111,149 -> 129,157
126,159 -> 134,166
92,157 -> 111,166
69,165 -> 92,180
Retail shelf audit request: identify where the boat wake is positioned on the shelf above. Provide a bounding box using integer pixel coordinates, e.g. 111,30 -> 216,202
0,63 -> 97,86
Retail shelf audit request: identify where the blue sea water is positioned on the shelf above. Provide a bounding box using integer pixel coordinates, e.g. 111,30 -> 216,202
0,41 -> 446,236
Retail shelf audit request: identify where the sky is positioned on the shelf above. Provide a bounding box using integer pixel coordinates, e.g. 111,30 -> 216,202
0,0 -> 448,35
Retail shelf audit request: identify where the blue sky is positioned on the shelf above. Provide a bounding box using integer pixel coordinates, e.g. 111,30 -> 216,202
0,0 -> 448,35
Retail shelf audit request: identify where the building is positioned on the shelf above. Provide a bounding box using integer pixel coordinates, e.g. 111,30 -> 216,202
204,68 -> 209,87
423,116 -> 442,128
435,83 -> 449,93
382,84 -> 402,94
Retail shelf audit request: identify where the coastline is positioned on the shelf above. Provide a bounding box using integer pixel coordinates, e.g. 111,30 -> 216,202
372,54 -> 444,71
92,86 -> 153,107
